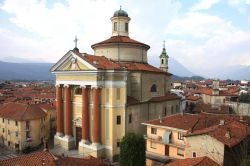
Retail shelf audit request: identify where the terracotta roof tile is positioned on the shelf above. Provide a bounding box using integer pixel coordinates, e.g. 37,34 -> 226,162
166,156 -> 220,166
91,36 -> 150,49
0,102 -> 46,121
186,95 -> 201,101
186,120 -> 250,147
55,156 -> 112,166
149,94 -> 181,102
0,151 -> 56,166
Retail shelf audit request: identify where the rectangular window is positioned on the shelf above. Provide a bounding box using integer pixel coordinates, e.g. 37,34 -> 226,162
178,133 -> 184,140
114,22 -> 117,31
150,142 -> 157,149
129,114 -> 132,123
116,115 -> 121,125
15,132 -> 18,137
8,119 -> 9,124
192,152 -> 197,158
15,121 -> 18,126
2,128 -> 4,133
2,118 -> 4,123
164,107 -> 167,116
177,148 -> 184,156
8,130 -> 10,135
151,128 -> 157,135
116,88 -> 120,100
26,121 -> 30,130
106,89 -> 109,102
176,105 -> 179,112
125,23 -> 128,32
117,139 -> 120,147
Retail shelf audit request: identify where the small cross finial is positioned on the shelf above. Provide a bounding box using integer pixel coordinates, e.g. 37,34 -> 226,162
163,40 -> 165,49
74,36 -> 78,48
120,5 -> 122,10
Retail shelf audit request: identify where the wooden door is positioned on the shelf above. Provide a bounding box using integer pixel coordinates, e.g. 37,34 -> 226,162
75,127 -> 82,149
165,145 -> 169,156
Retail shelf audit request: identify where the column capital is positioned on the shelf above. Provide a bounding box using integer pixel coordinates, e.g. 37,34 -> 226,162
91,85 -> 102,89
55,84 -> 61,88
64,84 -> 70,88
80,85 -> 86,89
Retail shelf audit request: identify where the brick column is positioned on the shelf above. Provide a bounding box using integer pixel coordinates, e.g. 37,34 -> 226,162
81,86 -> 89,143
56,84 -> 63,136
64,85 -> 72,137
93,86 -> 101,145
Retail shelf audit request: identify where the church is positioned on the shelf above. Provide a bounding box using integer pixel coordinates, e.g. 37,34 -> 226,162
51,8 -> 180,161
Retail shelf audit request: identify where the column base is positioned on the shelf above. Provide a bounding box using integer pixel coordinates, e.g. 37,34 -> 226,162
54,134 -> 75,150
78,142 -> 105,158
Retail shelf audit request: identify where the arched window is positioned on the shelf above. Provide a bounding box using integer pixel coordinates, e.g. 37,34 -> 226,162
75,88 -> 82,95
161,59 -> 164,65
150,84 -> 157,92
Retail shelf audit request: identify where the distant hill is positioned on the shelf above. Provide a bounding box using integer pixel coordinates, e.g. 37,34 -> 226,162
217,65 -> 250,80
0,59 -> 203,81
172,75 -> 205,81
0,61 -> 54,80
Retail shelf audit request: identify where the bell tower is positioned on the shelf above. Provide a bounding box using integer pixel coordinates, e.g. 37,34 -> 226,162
159,41 -> 169,72
111,6 -> 131,37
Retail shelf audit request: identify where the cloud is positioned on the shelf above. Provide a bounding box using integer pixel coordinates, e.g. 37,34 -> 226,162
190,0 -> 220,11
164,12 -> 250,77
246,0 -> 250,4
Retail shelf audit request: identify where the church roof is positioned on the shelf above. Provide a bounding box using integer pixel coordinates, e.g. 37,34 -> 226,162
113,8 -> 128,17
80,54 -> 171,74
91,36 -> 150,50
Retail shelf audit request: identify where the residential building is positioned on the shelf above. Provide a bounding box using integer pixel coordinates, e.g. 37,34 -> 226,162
50,8 -> 180,161
0,103 -> 55,151
142,113 -> 250,166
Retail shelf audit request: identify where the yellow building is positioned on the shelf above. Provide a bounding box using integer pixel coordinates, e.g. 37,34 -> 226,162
0,103 -> 55,151
143,113 -> 250,166
51,8 -> 180,161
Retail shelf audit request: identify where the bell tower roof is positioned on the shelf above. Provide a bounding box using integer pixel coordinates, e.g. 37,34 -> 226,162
113,6 -> 128,17
160,41 -> 169,58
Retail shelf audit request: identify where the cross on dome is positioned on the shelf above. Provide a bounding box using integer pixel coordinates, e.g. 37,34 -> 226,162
74,36 -> 78,48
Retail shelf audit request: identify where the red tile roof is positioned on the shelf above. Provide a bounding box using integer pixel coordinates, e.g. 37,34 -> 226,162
0,103 -> 46,121
186,120 -> 250,147
149,94 -> 181,102
186,95 -> 201,101
166,156 -> 220,166
81,54 -> 171,74
0,151 -> 56,166
55,156 -> 112,166
91,36 -> 150,49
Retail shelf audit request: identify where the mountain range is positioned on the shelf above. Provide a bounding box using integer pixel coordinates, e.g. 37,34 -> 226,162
0,56 -> 248,80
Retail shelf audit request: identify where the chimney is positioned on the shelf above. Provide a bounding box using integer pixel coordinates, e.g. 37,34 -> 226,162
219,119 -> 225,125
225,130 -> 231,139
159,115 -> 162,123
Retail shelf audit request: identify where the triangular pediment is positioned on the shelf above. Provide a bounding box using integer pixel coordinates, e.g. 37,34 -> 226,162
50,51 -> 97,72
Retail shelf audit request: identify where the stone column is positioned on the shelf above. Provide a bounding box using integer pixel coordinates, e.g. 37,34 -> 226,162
93,86 -> 101,145
81,85 -> 89,143
64,85 -> 72,137
56,84 -> 63,136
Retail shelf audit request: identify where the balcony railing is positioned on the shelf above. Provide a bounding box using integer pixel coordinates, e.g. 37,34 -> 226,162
146,135 -> 186,149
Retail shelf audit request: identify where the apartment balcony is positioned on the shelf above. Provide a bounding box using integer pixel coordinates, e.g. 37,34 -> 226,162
146,151 -> 172,164
146,135 -> 185,149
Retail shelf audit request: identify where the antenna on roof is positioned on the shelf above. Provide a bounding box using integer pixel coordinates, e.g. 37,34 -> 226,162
120,5 -> 122,10
163,40 -> 165,49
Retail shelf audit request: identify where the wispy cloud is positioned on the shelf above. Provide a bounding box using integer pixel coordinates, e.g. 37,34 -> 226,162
190,0 -> 220,11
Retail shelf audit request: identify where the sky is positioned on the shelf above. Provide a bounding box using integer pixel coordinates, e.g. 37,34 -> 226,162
0,0 -> 250,77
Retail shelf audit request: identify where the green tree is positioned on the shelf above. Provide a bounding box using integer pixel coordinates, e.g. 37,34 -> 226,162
119,133 -> 146,166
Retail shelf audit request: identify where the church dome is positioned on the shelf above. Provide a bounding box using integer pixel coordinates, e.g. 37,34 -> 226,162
113,8 -> 128,17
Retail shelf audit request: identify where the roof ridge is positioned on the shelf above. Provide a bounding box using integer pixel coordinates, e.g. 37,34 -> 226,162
20,104 -> 29,120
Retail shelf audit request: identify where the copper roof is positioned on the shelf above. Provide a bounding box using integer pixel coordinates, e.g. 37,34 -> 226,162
91,36 -> 150,49
166,156 -> 220,166
0,103 -> 46,121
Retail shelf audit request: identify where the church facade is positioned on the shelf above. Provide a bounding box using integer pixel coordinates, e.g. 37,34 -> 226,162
51,8 -> 180,161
